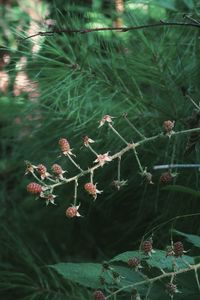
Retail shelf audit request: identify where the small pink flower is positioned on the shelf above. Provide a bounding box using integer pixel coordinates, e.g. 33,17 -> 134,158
94,152 -> 112,167
83,136 -> 95,146
98,115 -> 114,128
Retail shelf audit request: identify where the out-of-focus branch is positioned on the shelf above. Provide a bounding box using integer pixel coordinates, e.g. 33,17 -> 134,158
22,20 -> 200,40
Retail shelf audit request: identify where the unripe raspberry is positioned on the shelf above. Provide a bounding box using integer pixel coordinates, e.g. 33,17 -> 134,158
142,240 -> 153,255
173,241 -> 184,257
65,205 -> 81,218
160,172 -> 173,184
128,257 -> 140,268
37,164 -> 47,175
93,290 -> 105,300
59,138 -> 71,155
163,120 -> 175,133
84,182 -> 96,195
84,182 -> 102,200
27,182 -> 42,194
166,283 -> 178,294
52,164 -> 63,175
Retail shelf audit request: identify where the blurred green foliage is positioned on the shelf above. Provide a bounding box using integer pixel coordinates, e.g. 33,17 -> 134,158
0,0 -> 200,299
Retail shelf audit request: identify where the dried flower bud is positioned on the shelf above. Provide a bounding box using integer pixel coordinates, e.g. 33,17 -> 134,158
83,136 -> 95,146
25,161 -> 36,175
93,290 -> 106,300
99,115 -> 114,127
144,172 -> 154,184
27,182 -> 43,194
112,179 -> 128,190
165,245 -> 174,257
163,120 -> 175,134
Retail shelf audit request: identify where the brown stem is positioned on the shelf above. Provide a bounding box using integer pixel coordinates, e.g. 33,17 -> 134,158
22,21 -> 200,40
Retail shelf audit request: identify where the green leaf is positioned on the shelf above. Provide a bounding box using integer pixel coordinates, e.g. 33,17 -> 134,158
110,250 -> 194,270
50,263 -> 108,288
146,250 -> 194,270
173,230 -> 200,248
162,185 -> 200,197
50,262 -> 145,291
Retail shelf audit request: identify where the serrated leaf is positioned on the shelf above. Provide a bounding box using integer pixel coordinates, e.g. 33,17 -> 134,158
162,185 -> 200,197
50,262 -> 146,291
50,263 -> 108,288
173,230 -> 200,248
146,250 -> 194,270
110,250 -> 194,270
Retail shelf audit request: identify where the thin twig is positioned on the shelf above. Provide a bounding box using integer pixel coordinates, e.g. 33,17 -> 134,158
186,94 -> 200,111
67,153 -> 83,172
108,123 -> 129,145
123,113 -> 146,139
73,179 -> 78,206
22,21 -> 200,40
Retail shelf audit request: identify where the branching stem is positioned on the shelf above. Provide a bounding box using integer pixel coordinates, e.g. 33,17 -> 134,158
44,127 -> 200,190
67,153 -> 83,172
105,262 -> 200,299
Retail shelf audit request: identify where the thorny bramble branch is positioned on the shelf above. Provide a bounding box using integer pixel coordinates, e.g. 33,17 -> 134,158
26,115 -> 200,211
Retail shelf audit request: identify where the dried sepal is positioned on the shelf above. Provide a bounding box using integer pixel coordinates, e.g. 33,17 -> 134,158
98,115 -> 114,128
83,136 -> 95,146
94,152 -> 112,167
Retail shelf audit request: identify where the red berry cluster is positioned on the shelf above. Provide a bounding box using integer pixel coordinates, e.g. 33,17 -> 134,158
37,164 -> 47,176
52,163 -> 63,175
166,282 -> 178,294
66,206 -> 78,218
93,290 -> 105,300
59,138 -> 70,154
27,182 -> 42,194
160,172 -> 173,183
84,182 -> 96,196
173,241 -> 184,257
128,257 -> 140,268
